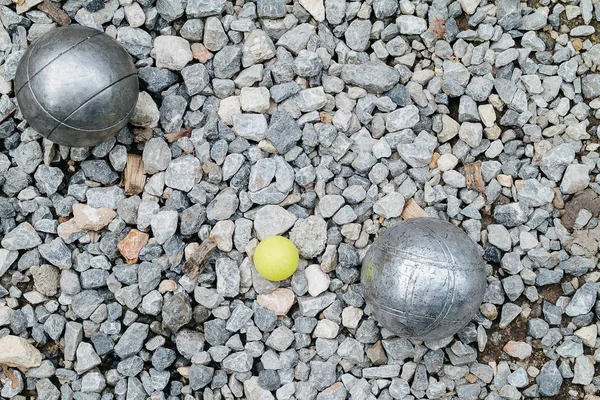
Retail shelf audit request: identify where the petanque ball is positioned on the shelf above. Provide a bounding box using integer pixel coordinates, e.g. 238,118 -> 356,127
361,218 -> 487,341
15,25 -> 139,147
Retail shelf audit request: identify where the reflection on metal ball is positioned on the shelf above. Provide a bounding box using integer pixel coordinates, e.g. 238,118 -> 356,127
15,25 -> 139,147
361,218 -> 487,341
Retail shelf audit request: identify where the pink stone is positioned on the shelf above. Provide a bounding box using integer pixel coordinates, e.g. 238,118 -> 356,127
73,204 -> 116,231
117,229 -> 149,264
257,288 -> 295,316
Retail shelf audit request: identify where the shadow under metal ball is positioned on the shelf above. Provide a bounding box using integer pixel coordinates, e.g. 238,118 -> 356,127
15,25 -> 139,147
361,218 -> 487,341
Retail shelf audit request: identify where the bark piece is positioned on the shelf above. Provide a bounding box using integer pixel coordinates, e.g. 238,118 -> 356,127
182,239 -> 217,280
124,154 -> 146,195
401,198 -> 429,220
464,162 -> 485,193
38,1 -> 71,25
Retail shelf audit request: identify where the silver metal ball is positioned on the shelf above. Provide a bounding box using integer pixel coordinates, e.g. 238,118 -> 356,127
15,25 -> 139,147
361,218 -> 487,341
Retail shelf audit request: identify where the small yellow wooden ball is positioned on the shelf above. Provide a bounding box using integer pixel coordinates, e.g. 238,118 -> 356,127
253,236 -> 299,281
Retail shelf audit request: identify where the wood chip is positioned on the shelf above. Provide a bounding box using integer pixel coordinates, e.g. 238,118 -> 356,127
1,365 -> 19,389
401,198 -> 429,220
124,154 -> 145,195
464,162 -> 485,193
429,152 -> 440,169
182,239 -> 217,280
465,373 -> 478,384
37,1 -> 71,25
320,112 -> 333,124
164,128 -> 192,142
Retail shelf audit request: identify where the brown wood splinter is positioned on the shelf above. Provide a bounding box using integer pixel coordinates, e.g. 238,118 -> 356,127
182,238 -> 217,280
1,364 -> 19,389
124,154 -> 146,195
401,198 -> 429,220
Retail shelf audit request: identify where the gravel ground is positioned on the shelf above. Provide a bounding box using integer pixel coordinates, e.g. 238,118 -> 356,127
0,0 -> 599,398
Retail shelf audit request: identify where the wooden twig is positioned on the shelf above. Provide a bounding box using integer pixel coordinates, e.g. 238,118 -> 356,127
0,108 -> 16,124
124,154 -> 145,195
464,162 -> 485,193
182,238 -> 217,280
37,2 -> 71,25
1,365 -> 18,389
164,128 -> 192,142
401,198 -> 429,220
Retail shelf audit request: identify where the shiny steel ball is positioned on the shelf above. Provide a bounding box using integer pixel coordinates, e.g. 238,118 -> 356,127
15,25 -> 139,147
361,218 -> 486,341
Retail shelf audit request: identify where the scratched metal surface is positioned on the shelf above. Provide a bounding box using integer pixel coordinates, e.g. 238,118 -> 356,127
15,25 -> 139,147
361,217 -> 487,341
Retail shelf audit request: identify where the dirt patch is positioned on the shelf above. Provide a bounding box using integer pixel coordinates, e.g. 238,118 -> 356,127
479,314 -> 528,364
537,284 -> 564,304
561,189 -> 600,231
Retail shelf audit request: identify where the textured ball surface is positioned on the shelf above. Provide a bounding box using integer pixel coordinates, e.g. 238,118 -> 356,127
253,236 -> 299,281
15,25 -> 139,147
361,218 -> 486,341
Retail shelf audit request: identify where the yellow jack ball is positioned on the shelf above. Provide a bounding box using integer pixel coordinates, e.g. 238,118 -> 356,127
253,236 -> 299,281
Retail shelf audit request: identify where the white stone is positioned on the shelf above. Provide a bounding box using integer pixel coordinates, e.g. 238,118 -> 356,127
210,220 -> 235,252
240,87 -> 270,113
519,231 -> 538,251
304,265 -> 330,297
153,35 -> 193,70
574,325 -> 597,347
396,16 -> 427,34
0,249 -> 19,277
124,3 -> 145,27
342,306 -> 363,329
0,305 -> 13,326
478,104 -> 496,127
313,319 -> 339,339
437,154 -> 458,171
130,91 -> 160,128
218,96 -> 241,126
459,122 -> 483,148
439,115 -> 460,142
151,210 -> 179,245
560,164 -> 590,194
457,0 -> 481,14
0,335 -> 43,370
299,0 -> 325,21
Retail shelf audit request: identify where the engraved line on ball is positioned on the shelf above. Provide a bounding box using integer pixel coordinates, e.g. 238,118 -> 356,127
370,300 -> 465,324
23,33 -> 109,131
16,31 -> 103,96
375,242 -> 482,270
47,101 -> 137,144
417,223 -> 466,334
45,72 -> 138,141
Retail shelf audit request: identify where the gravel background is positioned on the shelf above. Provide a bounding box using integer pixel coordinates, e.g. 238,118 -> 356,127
0,0 -> 599,398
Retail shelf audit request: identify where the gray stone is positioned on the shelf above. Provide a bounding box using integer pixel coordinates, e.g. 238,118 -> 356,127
1,222 -> 42,250
114,323 -> 149,359
341,60 -> 400,94
162,293 -> 192,333
536,361 -> 562,397
186,0 -> 225,17
566,282 -> 597,316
